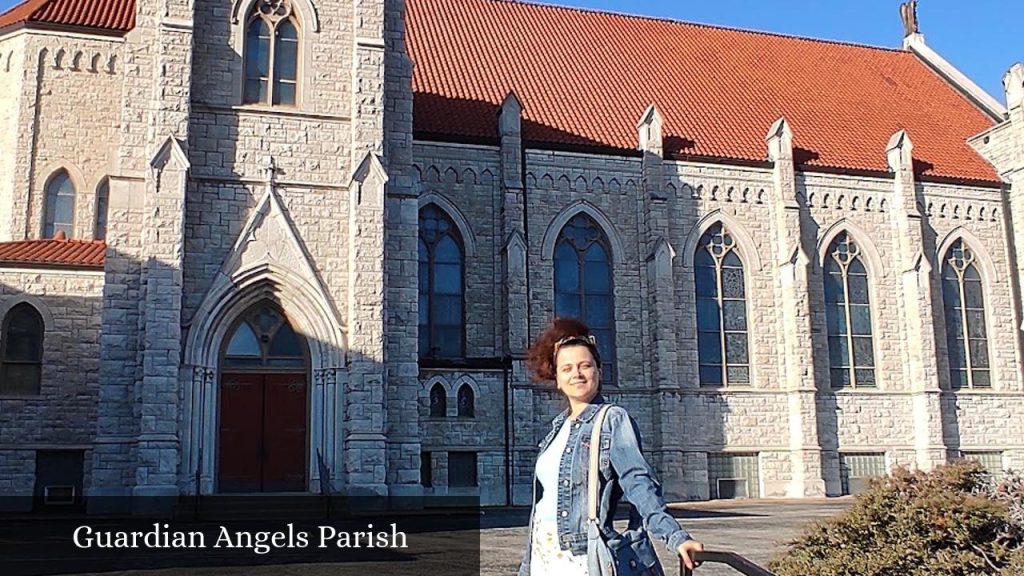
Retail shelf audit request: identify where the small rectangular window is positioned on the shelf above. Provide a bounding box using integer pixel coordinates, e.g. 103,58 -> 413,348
961,451 -> 1004,476
421,451 -> 432,488
708,453 -> 759,499
448,452 -> 477,488
34,450 -> 84,510
839,452 -> 886,496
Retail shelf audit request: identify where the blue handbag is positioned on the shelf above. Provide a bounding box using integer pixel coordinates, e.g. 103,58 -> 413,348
585,405 -> 664,576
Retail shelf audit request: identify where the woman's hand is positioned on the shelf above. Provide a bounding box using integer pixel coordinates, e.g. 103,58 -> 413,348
677,539 -> 704,570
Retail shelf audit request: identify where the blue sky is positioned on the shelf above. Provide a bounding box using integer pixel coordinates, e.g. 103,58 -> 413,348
0,0 -> 1019,102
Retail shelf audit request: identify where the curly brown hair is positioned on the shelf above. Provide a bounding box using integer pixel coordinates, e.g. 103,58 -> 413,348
526,317 -> 602,382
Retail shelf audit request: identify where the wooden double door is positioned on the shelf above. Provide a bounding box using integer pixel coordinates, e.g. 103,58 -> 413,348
218,372 -> 308,492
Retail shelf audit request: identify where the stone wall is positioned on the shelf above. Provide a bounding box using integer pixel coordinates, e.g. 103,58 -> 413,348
0,268 -> 104,499
14,35 -> 122,241
412,138 -> 1024,501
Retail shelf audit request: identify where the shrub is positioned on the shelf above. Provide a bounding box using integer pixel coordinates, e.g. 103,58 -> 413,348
769,460 -> 1024,576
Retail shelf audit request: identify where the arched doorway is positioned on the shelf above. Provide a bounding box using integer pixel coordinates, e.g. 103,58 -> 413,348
218,304 -> 309,492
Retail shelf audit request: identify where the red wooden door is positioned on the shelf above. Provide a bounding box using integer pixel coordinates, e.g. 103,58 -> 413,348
218,374 -> 263,492
263,374 -> 308,491
218,373 -> 308,492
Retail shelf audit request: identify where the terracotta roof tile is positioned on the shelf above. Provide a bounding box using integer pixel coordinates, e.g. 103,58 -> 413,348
408,0 -> 1001,184
0,0 -> 134,34
0,237 -> 106,268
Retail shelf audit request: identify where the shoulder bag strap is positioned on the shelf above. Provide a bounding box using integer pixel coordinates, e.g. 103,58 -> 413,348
587,404 -> 612,522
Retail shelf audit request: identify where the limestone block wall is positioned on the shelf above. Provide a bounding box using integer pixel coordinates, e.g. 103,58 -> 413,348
413,143 -> 503,357
0,269 -> 104,497
181,181 -> 348,326
9,35 -> 123,241
922,182 -> 1022,392
419,369 -> 506,504
947,394 -> 1023,470
413,138 -> 1024,500
191,0 -> 353,117
0,34 -> 27,242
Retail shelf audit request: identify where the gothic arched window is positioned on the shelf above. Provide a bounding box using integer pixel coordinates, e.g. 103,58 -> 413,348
429,383 -> 447,418
43,170 -> 75,238
95,178 -> 109,241
554,214 -> 615,382
457,384 -> 474,418
418,205 -> 465,359
0,303 -> 44,395
694,223 -> 749,387
823,232 -> 876,388
244,0 -> 300,106
222,305 -> 307,369
941,240 -> 990,389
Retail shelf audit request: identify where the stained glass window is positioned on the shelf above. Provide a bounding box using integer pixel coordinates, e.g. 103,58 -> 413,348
554,214 -> 615,382
429,383 -> 446,418
419,205 -> 464,359
824,232 -> 875,388
694,223 -> 749,386
942,240 -> 990,389
94,178 -> 109,241
223,305 -> 306,368
457,384 -> 474,418
243,0 -> 299,106
43,170 -> 75,238
0,303 -> 44,395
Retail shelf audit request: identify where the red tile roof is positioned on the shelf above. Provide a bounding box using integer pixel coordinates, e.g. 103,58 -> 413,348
409,0 -> 1001,184
0,0 -> 1002,183
0,0 -> 134,34
0,237 -> 106,268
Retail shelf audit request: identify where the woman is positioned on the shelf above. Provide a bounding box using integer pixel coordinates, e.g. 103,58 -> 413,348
519,318 -> 703,576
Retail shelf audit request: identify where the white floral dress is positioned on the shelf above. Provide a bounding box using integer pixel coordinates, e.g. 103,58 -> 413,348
529,418 -> 589,576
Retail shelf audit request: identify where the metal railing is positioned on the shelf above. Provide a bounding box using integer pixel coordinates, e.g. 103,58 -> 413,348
681,550 -> 776,576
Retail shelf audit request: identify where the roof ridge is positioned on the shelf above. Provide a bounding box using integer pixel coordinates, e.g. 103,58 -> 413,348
486,0 -> 907,54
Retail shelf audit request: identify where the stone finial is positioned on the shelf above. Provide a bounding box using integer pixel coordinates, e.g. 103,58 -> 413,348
637,104 -> 664,155
765,117 -> 793,162
900,0 -> 919,36
886,129 -> 914,171
499,91 -> 523,137
1004,63 -> 1024,110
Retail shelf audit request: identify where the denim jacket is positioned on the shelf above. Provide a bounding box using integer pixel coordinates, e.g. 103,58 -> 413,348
518,395 -> 692,576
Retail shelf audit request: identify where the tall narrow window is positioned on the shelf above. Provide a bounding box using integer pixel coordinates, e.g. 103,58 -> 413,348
1,303 -> 45,395
824,232 -> 875,388
694,223 -> 749,387
43,170 -> 75,238
429,383 -> 447,418
457,384 -> 474,418
418,205 -> 465,359
243,0 -> 300,106
554,214 -> 615,382
942,240 -> 990,389
94,178 -> 109,241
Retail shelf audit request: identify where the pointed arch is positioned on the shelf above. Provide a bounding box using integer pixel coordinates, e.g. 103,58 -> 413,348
41,165 -> 81,238
417,192 -> 477,258
429,381 -> 448,418
816,219 -> 886,279
937,233 -> 994,389
184,264 -> 346,370
821,228 -> 878,389
0,301 -> 46,395
935,227 -> 999,285
681,209 -> 764,271
456,381 -> 475,418
541,200 -> 625,263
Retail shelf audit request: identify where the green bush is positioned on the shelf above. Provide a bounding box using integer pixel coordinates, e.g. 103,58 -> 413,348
769,460 -> 1024,576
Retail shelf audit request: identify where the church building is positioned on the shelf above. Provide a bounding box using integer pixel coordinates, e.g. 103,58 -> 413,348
1,0 -> 1023,508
